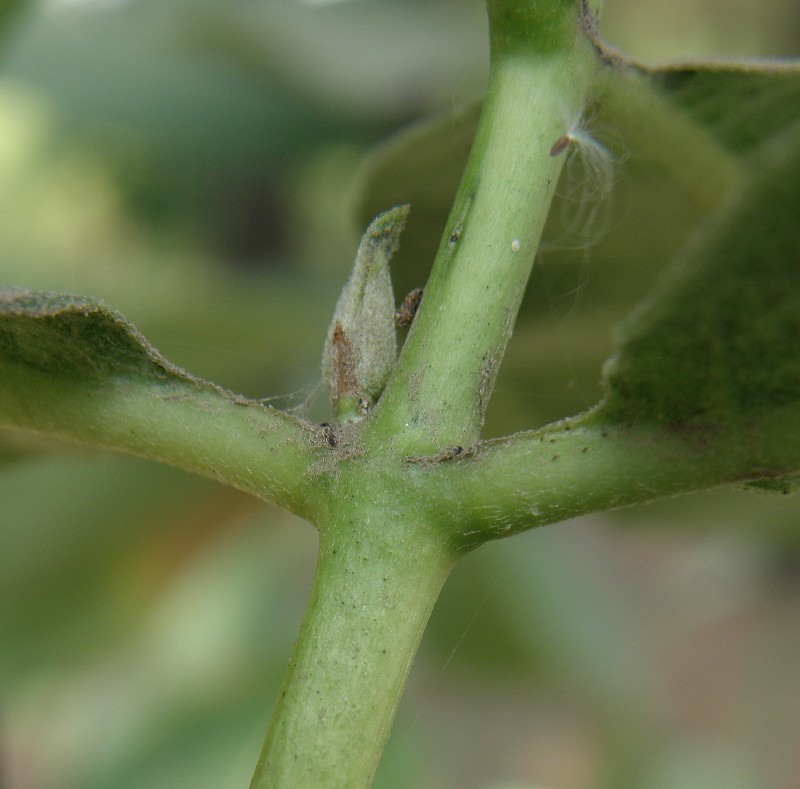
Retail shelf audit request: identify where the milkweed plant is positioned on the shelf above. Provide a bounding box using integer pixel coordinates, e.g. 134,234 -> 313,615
2,0 -> 800,786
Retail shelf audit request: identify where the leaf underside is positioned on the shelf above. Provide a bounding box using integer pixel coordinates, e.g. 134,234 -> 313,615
0,289 -> 205,384
644,60 -> 800,153
600,131 -> 800,432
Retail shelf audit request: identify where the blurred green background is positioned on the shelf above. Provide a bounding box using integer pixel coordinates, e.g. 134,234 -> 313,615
1,1 -> 799,787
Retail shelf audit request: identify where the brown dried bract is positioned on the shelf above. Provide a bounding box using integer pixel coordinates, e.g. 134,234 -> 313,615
330,321 -> 358,399
395,288 -> 423,328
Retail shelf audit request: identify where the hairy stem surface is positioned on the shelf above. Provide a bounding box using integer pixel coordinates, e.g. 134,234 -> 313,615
250,487 -> 455,788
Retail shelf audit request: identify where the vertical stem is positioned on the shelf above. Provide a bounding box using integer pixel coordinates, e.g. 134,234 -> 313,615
250,493 -> 455,788
364,1 -> 598,455
251,3 -> 604,785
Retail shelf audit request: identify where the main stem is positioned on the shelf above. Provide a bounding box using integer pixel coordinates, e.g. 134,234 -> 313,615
250,489 -> 455,788
251,2 -> 601,786
364,1 -> 598,456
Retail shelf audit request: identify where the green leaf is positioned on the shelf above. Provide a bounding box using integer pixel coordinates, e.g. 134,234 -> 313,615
599,128 -> 800,479
637,60 -> 800,155
0,288 -> 318,510
0,288 -> 201,381
602,131 -> 800,420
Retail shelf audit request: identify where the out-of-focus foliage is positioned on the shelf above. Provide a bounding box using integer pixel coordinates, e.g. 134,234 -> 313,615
602,135 -> 800,432
1,2 -> 800,788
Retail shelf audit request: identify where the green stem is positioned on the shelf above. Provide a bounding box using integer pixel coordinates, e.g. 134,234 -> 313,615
364,0 -> 598,455
250,483 -> 455,788
425,405 -> 800,547
0,362 -> 318,513
250,2 -> 604,784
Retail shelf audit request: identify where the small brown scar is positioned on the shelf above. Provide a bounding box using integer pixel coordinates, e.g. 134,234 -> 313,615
549,134 -> 572,157
395,288 -> 423,328
448,221 -> 463,247
404,444 -> 472,464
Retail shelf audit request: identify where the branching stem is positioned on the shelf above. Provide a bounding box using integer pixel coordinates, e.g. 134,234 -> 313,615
251,2 -> 603,785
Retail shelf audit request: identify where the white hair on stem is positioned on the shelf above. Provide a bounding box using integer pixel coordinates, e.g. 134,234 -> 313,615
544,104 -> 619,252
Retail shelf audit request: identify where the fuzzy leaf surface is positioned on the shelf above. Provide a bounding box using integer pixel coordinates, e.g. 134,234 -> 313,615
0,288 -> 317,509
